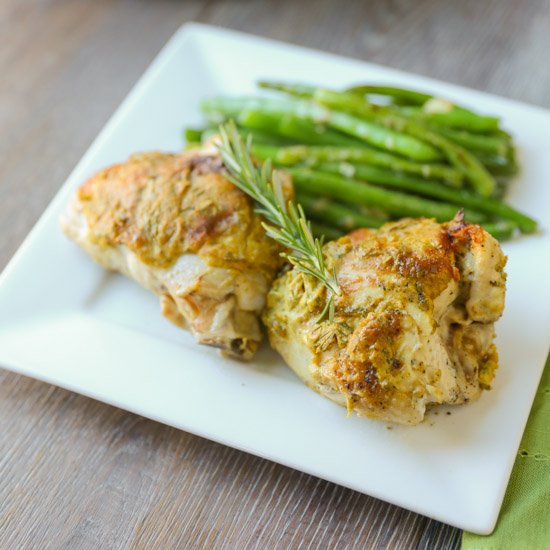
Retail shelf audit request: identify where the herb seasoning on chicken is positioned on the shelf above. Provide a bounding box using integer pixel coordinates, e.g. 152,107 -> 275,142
263,214 -> 507,425
61,144 -> 287,359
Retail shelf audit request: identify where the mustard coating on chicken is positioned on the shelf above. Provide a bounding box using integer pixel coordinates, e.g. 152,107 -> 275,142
62,145 -> 287,359
263,216 -> 507,425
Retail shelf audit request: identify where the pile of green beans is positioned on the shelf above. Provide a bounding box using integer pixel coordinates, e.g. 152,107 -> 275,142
184,81 -> 537,241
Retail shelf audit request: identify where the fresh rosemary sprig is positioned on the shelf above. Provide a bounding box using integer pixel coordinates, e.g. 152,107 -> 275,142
217,120 -> 340,321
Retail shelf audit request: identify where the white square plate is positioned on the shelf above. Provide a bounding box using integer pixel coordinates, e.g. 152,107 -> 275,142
0,23 -> 549,534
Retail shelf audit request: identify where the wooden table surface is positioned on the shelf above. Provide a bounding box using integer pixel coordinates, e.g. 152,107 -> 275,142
1,1 -> 549,548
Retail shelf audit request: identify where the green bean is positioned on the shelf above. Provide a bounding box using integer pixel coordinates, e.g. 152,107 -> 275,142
288,169 -> 485,223
315,162 -> 536,233
314,89 -> 496,196
265,145 -> 463,185
322,110 -> 443,161
482,221 -> 518,241
201,97 -> 298,119
296,192 -> 384,230
414,110 -> 500,132
236,109 -> 283,131
278,116 -> 363,146
398,105 -> 500,132
250,143 -> 282,161
317,162 -> 453,191
494,128 -> 514,142
476,153 -> 519,177
236,111 -> 306,142
252,143 -> 308,164
183,127 -> 204,143
434,127 -> 510,156
345,85 -> 432,106
187,123 -> 291,147
237,127 -> 292,145
355,204 -> 391,221
345,86 -> 501,131
236,110 -> 358,146
257,80 -> 316,98
310,221 -> 344,241
492,177 -> 513,200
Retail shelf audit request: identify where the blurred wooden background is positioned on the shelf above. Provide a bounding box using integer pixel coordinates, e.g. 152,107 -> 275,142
1,0 -> 549,548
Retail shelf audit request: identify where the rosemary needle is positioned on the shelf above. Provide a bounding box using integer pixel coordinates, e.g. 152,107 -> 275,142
217,120 -> 340,321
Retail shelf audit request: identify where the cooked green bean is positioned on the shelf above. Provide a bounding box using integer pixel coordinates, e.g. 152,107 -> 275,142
201,97 -> 297,119
345,84 -> 432,106
288,169 -> 485,223
476,153 -> 519,177
310,221 -> 345,241
482,221 -> 518,241
277,116 -> 363,146
237,110 -> 360,146
317,162 -> 455,192
434,127 -> 510,156
184,127 -> 204,143
321,110 -> 443,161
296,192 -> 384,230
414,110 -> 500,132
257,80 -> 316,98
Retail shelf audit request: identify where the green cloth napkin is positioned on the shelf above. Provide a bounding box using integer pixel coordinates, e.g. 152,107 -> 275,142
462,355 -> 550,549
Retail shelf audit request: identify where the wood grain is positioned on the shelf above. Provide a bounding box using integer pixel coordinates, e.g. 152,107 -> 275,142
1,0 -> 549,548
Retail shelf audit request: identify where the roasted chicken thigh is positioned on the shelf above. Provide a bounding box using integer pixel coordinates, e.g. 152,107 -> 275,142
264,215 -> 507,425
61,145 -> 286,359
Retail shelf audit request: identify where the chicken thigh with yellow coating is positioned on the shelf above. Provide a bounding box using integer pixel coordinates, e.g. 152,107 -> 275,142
263,215 -> 507,425
61,144 -> 287,359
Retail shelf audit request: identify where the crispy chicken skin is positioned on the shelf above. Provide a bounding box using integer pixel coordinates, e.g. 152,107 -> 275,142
61,145 -> 286,359
263,215 -> 507,425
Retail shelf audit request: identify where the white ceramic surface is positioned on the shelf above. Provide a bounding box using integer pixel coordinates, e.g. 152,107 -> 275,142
0,23 -> 548,534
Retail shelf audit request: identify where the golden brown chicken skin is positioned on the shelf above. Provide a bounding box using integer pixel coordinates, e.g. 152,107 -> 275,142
264,215 -> 507,425
61,145 -> 286,359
